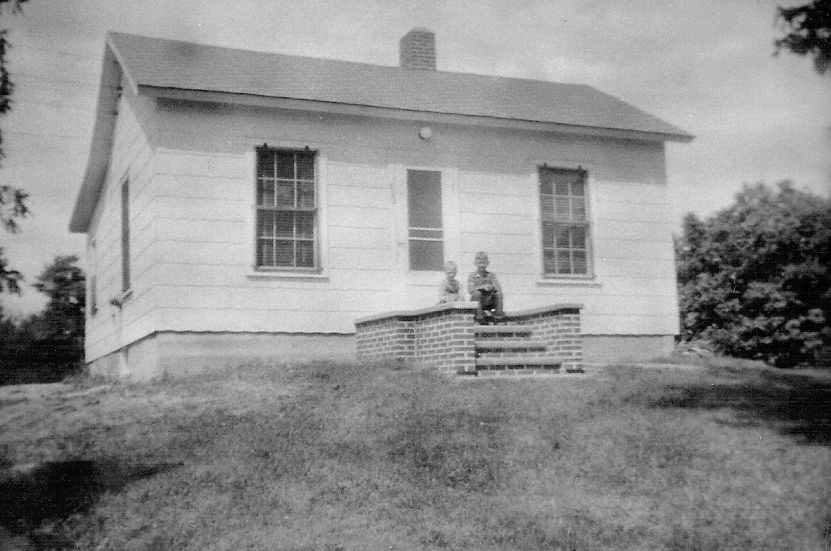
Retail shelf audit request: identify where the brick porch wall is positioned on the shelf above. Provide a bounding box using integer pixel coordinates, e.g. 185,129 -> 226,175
508,306 -> 583,372
356,303 -> 478,374
355,302 -> 583,374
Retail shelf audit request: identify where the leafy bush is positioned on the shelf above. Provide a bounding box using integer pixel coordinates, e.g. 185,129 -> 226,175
676,182 -> 831,367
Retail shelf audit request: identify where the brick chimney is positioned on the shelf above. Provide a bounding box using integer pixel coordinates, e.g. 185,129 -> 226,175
399,28 -> 436,71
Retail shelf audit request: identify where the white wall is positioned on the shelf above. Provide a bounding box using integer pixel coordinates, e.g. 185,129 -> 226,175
85,88 -> 157,362
91,97 -> 679,355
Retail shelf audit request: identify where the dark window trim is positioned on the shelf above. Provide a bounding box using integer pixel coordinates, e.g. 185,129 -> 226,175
539,166 -> 593,278
254,145 -> 320,271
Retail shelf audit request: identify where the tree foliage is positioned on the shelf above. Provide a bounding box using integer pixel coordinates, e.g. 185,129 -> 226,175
775,0 -> 831,74
32,254 -> 85,339
0,255 -> 84,384
0,0 -> 29,293
676,182 -> 831,367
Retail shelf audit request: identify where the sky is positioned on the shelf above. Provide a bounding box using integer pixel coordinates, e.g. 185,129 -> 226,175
1,0 -> 829,316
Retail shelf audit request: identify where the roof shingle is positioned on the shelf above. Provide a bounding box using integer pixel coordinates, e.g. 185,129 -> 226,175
108,32 -> 691,140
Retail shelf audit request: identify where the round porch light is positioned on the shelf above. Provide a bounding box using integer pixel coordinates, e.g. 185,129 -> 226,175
419,126 -> 432,140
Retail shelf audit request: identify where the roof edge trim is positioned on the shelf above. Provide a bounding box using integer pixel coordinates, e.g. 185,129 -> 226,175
69,42 -> 124,233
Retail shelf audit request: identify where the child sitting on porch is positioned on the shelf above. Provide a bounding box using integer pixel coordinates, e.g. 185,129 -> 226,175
467,251 -> 505,324
437,261 -> 460,303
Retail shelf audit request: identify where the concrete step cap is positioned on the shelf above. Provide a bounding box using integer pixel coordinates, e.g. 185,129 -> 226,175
475,356 -> 562,368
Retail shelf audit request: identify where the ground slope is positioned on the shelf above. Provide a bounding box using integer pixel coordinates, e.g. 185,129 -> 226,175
1,359 -> 830,550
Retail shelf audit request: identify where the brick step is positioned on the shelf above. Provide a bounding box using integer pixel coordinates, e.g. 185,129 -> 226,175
473,325 -> 533,339
474,340 -> 546,353
456,367 -> 585,377
475,356 -> 562,370
475,368 -> 563,377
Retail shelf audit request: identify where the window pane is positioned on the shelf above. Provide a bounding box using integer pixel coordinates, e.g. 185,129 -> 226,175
296,240 -> 315,267
555,181 -> 569,196
571,226 -> 587,249
556,227 -> 570,248
276,151 -> 294,179
542,222 -> 555,245
257,239 -> 274,266
296,153 -> 315,180
555,197 -> 570,220
571,198 -> 586,221
555,252 -> 572,274
540,195 -> 555,215
275,212 -> 294,237
296,212 -> 314,238
258,180 -> 275,207
258,211 -> 275,237
571,180 -> 585,197
297,181 -> 315,209
257,150 -> 275,178
409,240 -> 444,271
274,240 -> 294,266
572,251 -> 588,274
539,170 -> 553,195
543,249 -> 557,273
554,169 -> 579,189
407,170 -> 442,229
276,181 -> 295,208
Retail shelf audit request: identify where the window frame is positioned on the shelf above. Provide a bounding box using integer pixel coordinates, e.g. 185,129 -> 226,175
538,165 -> 594,279
254,146 -> 320,272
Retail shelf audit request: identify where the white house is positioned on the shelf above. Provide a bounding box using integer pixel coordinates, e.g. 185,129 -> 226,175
69,29 -> 692,379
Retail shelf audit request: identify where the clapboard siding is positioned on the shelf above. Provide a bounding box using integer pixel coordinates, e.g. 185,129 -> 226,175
594,238 -> 675,261
328,206 -> 393,229
86,98 -> 680,342
328,184 -> 390,209
85,91 -> 158,362
153,174 -> 246,200
156,308 -> 365,333
153,285 -> 390,313
458,192 -> 529,215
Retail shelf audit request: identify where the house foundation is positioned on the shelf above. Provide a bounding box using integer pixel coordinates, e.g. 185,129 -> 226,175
87,331 -> 356,381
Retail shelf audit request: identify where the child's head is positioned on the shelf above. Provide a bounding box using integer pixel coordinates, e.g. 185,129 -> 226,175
474,251 -> 489,271
444,261 -> 457,278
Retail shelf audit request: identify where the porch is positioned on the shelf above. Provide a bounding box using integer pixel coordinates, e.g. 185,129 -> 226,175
355,302 -> 583,376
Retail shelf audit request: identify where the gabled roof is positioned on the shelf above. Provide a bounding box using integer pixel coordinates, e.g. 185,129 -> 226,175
109,32 -> 691,140
70,32 -> 692,233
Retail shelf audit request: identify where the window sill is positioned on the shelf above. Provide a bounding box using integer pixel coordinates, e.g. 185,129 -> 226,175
109,289 -> 133,309
536,278 -> 601,288
247,271 -> 329,282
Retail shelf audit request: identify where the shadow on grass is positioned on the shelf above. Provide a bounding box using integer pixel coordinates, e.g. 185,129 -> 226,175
650,368 -> 831,445
0,459 -> 180,546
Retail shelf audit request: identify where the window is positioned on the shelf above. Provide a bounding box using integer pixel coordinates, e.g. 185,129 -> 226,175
539,167 -> 591,276
89,237 -> 97,315
90,275 -> 97,315
121,179 -> 130,291
407,169 -> 443,271
256,148 -> 317,269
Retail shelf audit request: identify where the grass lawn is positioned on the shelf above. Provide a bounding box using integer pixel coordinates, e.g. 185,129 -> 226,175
1,358 -> 830,550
